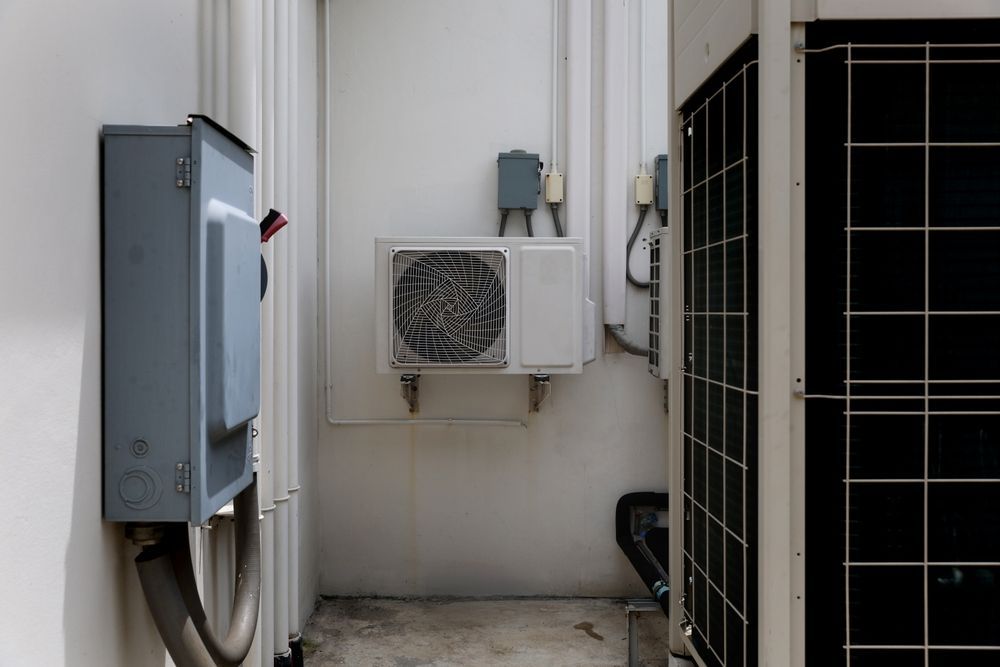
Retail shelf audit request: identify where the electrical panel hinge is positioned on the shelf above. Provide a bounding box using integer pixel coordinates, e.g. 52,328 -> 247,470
174,462 -> 191,493
175,157 -> 191,187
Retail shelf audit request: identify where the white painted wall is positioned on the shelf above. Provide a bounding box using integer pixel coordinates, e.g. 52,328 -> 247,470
0,1 -> 319,664
320,0 -> 670,596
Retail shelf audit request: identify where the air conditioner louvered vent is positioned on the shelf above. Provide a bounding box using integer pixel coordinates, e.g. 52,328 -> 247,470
390,248 -> 509,367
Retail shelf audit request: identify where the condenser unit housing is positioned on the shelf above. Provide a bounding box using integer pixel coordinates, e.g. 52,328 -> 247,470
375,237 -> 584,374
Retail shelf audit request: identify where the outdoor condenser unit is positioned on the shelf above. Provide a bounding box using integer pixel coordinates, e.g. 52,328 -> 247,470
669,5 -> 1000,667
375,237 -> 584,374
102,116 -> 259,525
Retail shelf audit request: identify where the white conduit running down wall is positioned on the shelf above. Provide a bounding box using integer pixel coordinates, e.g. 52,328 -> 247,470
201,2 -> 303,665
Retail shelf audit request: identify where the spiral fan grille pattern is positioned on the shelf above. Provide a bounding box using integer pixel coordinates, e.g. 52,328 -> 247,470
391,249 -> 508,366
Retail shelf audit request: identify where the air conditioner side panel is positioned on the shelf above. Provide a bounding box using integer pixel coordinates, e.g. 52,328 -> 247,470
519,245 -> 581,370
375,240 -> 390,373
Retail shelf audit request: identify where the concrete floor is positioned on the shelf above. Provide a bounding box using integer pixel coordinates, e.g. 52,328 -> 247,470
303,598 -> 672,667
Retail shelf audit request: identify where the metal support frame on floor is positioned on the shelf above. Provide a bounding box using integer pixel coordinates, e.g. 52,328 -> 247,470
625,599 -> 661,667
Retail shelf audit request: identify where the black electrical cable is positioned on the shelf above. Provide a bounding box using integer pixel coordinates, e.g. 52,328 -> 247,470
524,209 -> 534,237
626,206 -> 650,288
499,209 -> 509,237
551,204 -> 564,237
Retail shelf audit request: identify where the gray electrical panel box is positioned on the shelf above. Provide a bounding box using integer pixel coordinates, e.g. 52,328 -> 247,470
102,116 -> 260,525
497,150 -> 541,210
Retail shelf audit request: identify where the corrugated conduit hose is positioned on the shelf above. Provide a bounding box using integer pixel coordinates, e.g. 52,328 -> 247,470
134,476 -> 260,667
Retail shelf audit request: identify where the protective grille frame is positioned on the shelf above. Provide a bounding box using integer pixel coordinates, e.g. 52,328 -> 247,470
803,23 -> 1000,666
390,247 -> 509,367
680,41 -> 758,667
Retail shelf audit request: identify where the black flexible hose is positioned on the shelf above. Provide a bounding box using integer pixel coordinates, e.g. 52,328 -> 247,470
616,492 -> 670,616
499,210 -> 509,237
135,477 -> 261,667
659,210 -> 668,227
627,206 -> 650,288
524,209 -> 534,237
551,204 -> 564,237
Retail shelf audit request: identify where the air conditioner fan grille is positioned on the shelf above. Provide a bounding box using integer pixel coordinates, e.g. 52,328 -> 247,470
391,249 -> 508,366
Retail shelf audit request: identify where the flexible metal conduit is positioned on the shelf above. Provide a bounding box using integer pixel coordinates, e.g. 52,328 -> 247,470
135,479 -> 261,667
608,324 -> 648,357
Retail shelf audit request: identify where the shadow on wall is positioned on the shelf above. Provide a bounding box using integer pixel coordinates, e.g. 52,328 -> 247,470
62,299 -> 166,666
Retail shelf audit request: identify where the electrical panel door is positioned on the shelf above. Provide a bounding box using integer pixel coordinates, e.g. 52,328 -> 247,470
102,117 -> 259,525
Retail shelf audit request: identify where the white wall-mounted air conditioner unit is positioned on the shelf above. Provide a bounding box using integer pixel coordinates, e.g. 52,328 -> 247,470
375,237 -> 584,374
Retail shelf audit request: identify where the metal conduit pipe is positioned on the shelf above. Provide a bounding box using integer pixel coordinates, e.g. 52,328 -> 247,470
135,478 -> 261,667
608,324 -> 648,357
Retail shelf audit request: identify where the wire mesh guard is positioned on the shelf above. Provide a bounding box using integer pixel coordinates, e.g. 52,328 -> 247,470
804,31 -> 1000,666
390,249 -> 508,366
681,44 -> 758,667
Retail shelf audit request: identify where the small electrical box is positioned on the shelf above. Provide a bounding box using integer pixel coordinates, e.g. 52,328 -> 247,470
635,174 -> 654,206
545,171 -> 564,204
655,154 -> 669,212
102,116 -> 260,524
497,150 -> 541,210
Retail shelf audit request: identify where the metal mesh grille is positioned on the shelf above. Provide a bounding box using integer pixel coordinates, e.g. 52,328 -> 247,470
391,248 -> 508,366
681,43 -> 758,667
648,233 -> 662,372
805,25 -> 1000,666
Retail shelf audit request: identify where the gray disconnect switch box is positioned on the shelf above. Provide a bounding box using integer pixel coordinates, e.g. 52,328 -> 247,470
497,150 -> 541,210
102,116 -> 260,524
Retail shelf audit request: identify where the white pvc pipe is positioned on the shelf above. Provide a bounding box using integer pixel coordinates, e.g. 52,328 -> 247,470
565,0 -> 591,266
226,5 -> 257,658
602,0 -> 628,325
273,0 -> 291,658
323,0 -> 336,421
287,0 -> 301,637
250,3 -> 263,663
228,0 -> 256,148
214,0 -> 230,123
639,0 -> 647,172
259,0 -> 276,664
550,0 -> 559,172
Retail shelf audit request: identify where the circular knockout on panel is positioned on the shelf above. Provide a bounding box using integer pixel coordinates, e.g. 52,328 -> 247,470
119,466 -> 163,510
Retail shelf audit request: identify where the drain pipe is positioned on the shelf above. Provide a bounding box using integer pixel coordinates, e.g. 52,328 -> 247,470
602,0 -> 628,328
133,478 -> 261,667
566,0 -> 597,363
602,0 -> 648,358
286,1 -> 303,662
273,0 -> 292,664
260,0 -> 278,663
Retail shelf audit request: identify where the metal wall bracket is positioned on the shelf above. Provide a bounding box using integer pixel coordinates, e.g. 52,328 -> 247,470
529,374 -> 551,412
400,374 -> 420,413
